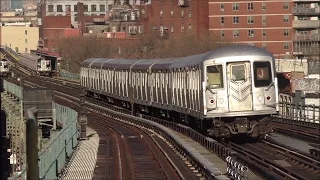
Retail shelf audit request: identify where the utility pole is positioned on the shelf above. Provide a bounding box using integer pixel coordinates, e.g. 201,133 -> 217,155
78,89 -> 87,140
25,108 -> 39,180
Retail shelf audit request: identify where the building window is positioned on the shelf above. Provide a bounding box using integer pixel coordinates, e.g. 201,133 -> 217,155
284,29 -> 289,36
188,24 -> 192,32
221,17 -> 224,24
25,30 -> 27,35
48,5 -> 53,12
284,42 -> 289,50
296,30 -> 307,35
171,26 -> 174,33
233,16 -> 239,24
181,10 -> 184,17
262,29 -> 266,38
142,9 -> 145,14
160,10 -> 163,18
262,2 -> 266,10
221,30 -> 225,38
65,5 -> 71,12
74,5 -> 77,12
57,5 -> 63,12
283,2 -> 289,10
91,5 -> 97,12
220,3 -> 224,11
262,16 -> 266,25
100,5 -> 105,12
181,25 -> 185,32
84,5 -> 88,12
188,10 -> 192,18
247,16 -> 254,24
25,48 -> 28,53
248,3 -> 253,10
25,39 -> 28,43
233,29 -> 239,37
283,15 -> 289,23
139,25 -> 143,33
232,3 -> 239,11
298,16 -> 307,20
262,43 -> 266,50
170,10 -> 174,17
248,29 -> 254,37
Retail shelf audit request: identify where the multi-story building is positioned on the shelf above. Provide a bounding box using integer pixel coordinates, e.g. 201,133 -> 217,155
209,0 -> 294,56
0,22 -> 39,53
139,0 -> 209,38
292,0 -> 320,60
44,0 -> 113,28
0,0 -> 12,12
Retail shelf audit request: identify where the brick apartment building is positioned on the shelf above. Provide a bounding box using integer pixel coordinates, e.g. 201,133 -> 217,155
138,0 -> 209,38
209,0 -> 294,56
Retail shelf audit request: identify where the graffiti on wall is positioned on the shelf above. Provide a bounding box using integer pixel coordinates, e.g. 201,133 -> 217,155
308,60 -> 320,75
292,79 -> 320,92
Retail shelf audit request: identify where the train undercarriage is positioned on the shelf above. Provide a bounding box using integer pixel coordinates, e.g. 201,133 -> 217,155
86,90 -> 272,140
207,116 -> 272,139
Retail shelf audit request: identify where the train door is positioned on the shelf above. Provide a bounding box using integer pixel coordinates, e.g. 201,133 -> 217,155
227,62 -> 253,112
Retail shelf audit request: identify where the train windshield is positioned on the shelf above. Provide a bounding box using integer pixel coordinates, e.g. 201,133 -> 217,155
253,61 -> 272,87
207,65 -> 224,89
231,64 -> 246,81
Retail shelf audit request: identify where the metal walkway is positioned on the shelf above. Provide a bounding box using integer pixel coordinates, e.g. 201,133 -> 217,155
59,127 -> 100,180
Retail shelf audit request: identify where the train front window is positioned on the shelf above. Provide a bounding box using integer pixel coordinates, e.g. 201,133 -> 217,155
254,61 -> 272,87
231,64 -> 246,81
207,65 -> 223,89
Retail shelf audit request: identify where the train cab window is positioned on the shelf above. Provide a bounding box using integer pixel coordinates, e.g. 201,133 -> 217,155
207,65 -> 223,89
0,62 -> 2,66
253,61 -> 272,87
231,64 -> 246,81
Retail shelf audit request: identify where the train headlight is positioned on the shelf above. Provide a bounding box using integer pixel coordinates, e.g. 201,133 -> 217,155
266,96 -> 271,101
258,95 -> 263,102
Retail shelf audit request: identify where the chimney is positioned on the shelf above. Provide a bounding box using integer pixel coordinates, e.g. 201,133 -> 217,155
77,2 -> 85,35
66,5 -> 71,16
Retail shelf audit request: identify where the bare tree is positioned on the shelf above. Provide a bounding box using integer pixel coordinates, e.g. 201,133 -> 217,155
54,34 -> 230,73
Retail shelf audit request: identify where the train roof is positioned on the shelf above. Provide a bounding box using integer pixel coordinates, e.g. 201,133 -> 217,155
19,53 -> 43,61
82,45 -> 274,70
204,45 -> 273,59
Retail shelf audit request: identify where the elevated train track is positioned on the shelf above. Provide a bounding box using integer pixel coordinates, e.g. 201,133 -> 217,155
3,46 -> 319,180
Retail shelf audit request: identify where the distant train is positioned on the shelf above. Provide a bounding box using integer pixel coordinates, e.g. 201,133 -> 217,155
18,53 -> 53,77
81,45 -> 279,139
0,58 -> 10,77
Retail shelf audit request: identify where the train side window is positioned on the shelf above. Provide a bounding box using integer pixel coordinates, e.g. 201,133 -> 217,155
207,65 -> 223,89
254,61 -> 272,87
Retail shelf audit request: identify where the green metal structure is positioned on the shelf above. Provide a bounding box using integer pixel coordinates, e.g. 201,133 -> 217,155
1,80 -> 79,179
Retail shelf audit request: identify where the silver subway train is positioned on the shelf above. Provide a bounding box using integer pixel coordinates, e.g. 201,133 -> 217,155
0,58 -> 10,77
18,53 -> 53,76
81,45 -> 279,139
